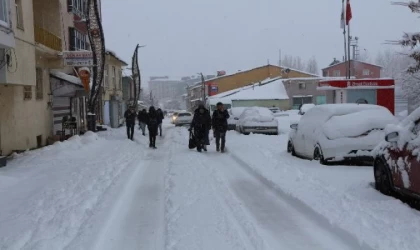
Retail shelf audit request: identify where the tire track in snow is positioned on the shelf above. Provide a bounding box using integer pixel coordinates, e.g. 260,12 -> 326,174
220,149 -> 374,250
164,128 -> 266,250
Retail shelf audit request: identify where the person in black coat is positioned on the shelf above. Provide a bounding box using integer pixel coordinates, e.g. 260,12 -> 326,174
157,108 -> 165,136
189,104 -> 211,152
137,109 -> 148,136
124,106 -> 137,140
147,106 -> 159,148
212,102 -> 230,152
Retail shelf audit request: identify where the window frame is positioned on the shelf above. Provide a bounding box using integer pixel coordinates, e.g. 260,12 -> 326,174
23,86 -> 32,100
15,0 -> 23,30
298,82 -> 306,90
36,68 -> 43,100
333,70 -> 341,77
0,0 -> 9,27
362,69 -> 370,76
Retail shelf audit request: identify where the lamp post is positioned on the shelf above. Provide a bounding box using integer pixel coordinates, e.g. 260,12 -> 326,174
198,72 -> 205,103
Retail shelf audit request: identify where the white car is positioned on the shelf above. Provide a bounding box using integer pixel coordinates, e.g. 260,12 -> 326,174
173,112 -> 193,126
227,107 -> 246,130
288,104 -> 398,164
236,107 -> 279,135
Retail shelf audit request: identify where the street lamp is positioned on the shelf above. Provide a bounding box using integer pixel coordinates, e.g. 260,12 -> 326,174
197,72 -> 205,103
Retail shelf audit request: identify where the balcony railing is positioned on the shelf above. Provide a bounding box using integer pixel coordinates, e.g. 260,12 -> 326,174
34,26 -> 62,51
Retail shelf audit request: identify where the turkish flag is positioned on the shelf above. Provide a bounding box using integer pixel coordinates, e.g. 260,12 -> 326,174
346,0 -> 352,25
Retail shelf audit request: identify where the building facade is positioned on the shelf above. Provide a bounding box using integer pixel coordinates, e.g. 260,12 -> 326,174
187,65 -> 317,110
322,59 -> 381,79
101,50 -> 128,128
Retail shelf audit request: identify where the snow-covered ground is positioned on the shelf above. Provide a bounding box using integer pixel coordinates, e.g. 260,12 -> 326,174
0,118 -> 419,250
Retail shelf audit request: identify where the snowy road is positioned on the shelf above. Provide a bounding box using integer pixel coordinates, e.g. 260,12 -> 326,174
1,121 -> 419,250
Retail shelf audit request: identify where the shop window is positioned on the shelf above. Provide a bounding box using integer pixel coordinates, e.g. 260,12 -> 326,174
333,70 -> 341,77
292,96 -> 312,109
316,95 -> 326,105
363,69 -> 370,76
23,86 -> 32,100
36,68 -> 43,100
15,0 -> 23,29
298,83 -> 306,90
356,98 -> 368,104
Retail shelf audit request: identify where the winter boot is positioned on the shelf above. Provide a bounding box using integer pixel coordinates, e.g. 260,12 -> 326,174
203,145 -> 207,151
197,145 -> 202,152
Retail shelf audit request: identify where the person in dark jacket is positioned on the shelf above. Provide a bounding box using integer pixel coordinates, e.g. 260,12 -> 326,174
147,106 -> 159,148
124,106 -> 137,140
212,102 -> 230,152
157,108 -> 165,136
137,109 -> 148,136
189,104 -> 211,152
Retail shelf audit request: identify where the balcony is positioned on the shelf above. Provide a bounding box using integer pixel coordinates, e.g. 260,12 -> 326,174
34,26 -> 62,51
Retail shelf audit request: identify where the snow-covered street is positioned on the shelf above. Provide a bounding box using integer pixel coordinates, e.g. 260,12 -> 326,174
1,120 -> 420,250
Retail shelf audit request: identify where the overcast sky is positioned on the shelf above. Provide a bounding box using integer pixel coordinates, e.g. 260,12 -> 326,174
102,0 -> 419,83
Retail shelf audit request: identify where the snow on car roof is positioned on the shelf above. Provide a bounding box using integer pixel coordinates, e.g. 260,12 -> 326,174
300,104 -> 315,113
230,79 -> 289,100
323,108 -> 397,140
305,103 -> 385,116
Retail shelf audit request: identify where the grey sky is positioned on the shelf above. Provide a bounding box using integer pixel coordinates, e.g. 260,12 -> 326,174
102,0 -> 419,83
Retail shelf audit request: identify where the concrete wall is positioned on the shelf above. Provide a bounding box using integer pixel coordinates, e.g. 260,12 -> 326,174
232,99 -> 289,110
103,54 -> 125,101
0,73 -> 52,155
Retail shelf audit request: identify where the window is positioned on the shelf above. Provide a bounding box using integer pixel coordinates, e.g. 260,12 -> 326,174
112,66 -> 116,89
23,86 -> 32,100
118,70 -> 122,90
333,70 -> 341,77
69,27 -> 89,51
104,67 -> 109,89
363,69 -> 370,76
292,96 -> 312,109
298,83 -> 306,90
316,95 -> 326,105
68,0 -> 87,17
15,0 -> 23,29
0,0 -> 9,26
36,68 -> 43,100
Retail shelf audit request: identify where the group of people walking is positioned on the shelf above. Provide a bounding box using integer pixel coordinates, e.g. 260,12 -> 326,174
124,106 -> 164,148
189,102 -> 230,153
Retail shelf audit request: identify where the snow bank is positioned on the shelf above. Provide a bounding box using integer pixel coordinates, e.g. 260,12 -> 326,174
0,128 -> 143,250
323,108 -> 397,139
227,132 -> 420,250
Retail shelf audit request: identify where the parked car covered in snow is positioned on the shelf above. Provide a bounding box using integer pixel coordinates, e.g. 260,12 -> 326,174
236,107 -> 278,135
372,107 -> 420,200
288,104 -> 397,164
173,112 -> 193,126
298,103 -> 315,115
227,107 -> 246,130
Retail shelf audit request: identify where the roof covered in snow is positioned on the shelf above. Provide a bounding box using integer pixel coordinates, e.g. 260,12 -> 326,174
50,70 -> 82,86
229,78 -> 289,101
106,50 -> 128,66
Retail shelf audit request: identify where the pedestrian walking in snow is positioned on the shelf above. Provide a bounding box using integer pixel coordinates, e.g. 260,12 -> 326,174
147,106 -> 159,148
124,106 -> 137,140
137,109 -> 148,136
212,102 -> 230,153
189,104 -> 211,152
157,108 -> 165,136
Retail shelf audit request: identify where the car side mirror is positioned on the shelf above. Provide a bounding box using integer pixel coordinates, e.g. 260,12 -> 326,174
385,132 -> 399,142
234,117 -> 239,120
290,124 -> 298,130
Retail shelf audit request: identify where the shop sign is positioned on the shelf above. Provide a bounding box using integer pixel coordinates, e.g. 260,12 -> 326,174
347,81 -> 378,87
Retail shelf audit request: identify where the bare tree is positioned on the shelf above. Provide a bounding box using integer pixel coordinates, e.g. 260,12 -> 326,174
305,56 -> 319,75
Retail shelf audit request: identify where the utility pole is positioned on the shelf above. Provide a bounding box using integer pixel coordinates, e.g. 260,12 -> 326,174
199,72 -> 205,103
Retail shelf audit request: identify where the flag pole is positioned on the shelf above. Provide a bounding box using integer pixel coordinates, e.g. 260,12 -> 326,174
342,0 -> 347,77
347,21 -> 351,79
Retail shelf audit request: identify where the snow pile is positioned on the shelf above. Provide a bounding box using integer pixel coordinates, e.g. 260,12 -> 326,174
227,131 -> 420,250
323,108 -> 397,139
0,128 -> 143,250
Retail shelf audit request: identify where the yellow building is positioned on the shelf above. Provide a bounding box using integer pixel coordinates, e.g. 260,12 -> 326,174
99,50 -> 128,127
188,64 -> 317,110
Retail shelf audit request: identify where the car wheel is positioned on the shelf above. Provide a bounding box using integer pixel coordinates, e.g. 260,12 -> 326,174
287,141 -> 293,153
374,160 -> 393,196
313,147 -> 327,165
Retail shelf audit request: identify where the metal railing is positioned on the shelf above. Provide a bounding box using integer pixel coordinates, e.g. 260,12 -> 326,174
34,25 -> 62,51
